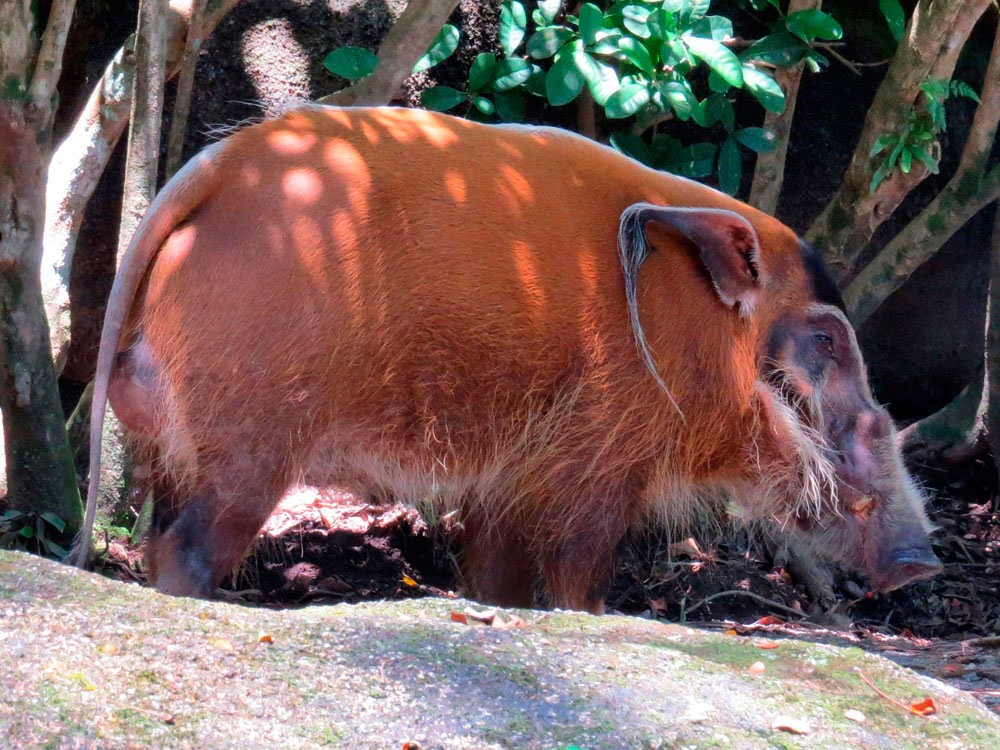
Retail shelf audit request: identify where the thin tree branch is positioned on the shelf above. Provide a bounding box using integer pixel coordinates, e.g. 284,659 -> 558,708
165,0 -> 207,179
118,0 -> 168,258
27,0 -> 77,108
844,163 -> 1000,326
317,0 -> 461,106
749,0 -> 819,214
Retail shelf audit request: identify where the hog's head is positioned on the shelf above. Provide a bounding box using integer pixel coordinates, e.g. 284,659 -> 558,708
619,203 -> 942,594
758,293 -> 942,593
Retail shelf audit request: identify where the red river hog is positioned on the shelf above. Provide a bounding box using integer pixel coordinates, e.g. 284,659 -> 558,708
75,105 -> 941,612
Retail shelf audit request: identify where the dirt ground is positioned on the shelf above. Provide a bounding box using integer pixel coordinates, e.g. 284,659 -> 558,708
81,453 -> 1000,716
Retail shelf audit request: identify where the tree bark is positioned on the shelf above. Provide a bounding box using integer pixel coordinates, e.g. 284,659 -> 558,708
899,202 -> 1000,463
987,202 -> 1000,484
844,18 -> 1000,327
317,0 -> 461,106
41,0 -> 243,367
0,0 -> 82,533
805,0 -> 992,284
748,0 -> 820,215
164,0 -> 207,179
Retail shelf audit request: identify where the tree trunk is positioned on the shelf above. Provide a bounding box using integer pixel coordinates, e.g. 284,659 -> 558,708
748,0 -> 820,215
0,0 -> 82,533
899,203 -> 1000,464
41,0 -> 243,368
84,0 -> 170,547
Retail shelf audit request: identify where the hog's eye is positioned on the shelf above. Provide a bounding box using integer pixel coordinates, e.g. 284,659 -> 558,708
813,332 -> 835,355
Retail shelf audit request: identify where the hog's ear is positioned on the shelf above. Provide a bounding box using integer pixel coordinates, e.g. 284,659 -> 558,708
619,203 -> 767,314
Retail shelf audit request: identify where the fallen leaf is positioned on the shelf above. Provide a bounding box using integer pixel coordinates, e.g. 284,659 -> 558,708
748,661 -> 766,674
724,629 -> 738,636
98,643 -> 119,655
257,633 -> 274,644
401,575 -> 418,588
754,641 -> 780,650
450,611 -> 468,625
752,615 -> 785,626
667,537 -> 712,560
210,638 -> 235,653
464,607 -> 498,624
648,597 -> 667,614
771,717 -> 811,734
493,614 -> 527,629
844,709 -> 866,723
402,742 -> 422,750
909,697 -> 937,716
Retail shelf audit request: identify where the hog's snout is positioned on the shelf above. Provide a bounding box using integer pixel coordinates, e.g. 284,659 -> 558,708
870,543 -> 943,593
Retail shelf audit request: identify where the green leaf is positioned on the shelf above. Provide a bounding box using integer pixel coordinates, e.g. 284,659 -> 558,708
684,35 -> 743,87
610,131 -> 651,164
879,0 -> 905,42
39,512 -> 66,532
742,31 -> 809,67
718,137 -> 741,195
869,133 -> 897,157
492,58 -> 534,90
682,0 -> 711,22
646,9 -> 674,40
658,80 -> 696,120
546,53 -> 586,105
649,133 -> 682,168
619,37 -> 655,75
471,95 -> 496,115
579,3 -> 604,46
528,27 -> 574,59
524,65 -> 548,97
421,86 -> 467,112
493,89 -> 526,122
708,71 -> 731,94
660,38 -> 687,66
741,67 -> 785,114
412,24 -> 460,73
592,36 -> 624,56
869,161 -> 893,194
43,539 -> 70,558
322,46 -> 378,80
785,9 -> 843,43
733,127 -> 778,153
501,1 -> 528,56
899,148 -> 912,174
690,16 -> 733,42
604,82 -> 651,118
695,94 -> 735,131
580,55 -> 619,105
468,53 -> 497,92
675,142 -> 718,178
908,143 -> 939,173
622,5 -> 652,38
537,0 -> 562,25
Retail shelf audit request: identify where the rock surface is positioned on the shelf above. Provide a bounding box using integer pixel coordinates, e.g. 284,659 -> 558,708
0,550 -> 996,749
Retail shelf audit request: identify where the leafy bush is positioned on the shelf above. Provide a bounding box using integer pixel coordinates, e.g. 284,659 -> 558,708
325,1 -> 849,194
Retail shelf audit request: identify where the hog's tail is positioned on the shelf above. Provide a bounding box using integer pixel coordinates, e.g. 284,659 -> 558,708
73,140 -> 227,568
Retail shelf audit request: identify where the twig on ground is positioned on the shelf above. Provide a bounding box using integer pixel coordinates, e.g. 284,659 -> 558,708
684,590 -> 806,620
